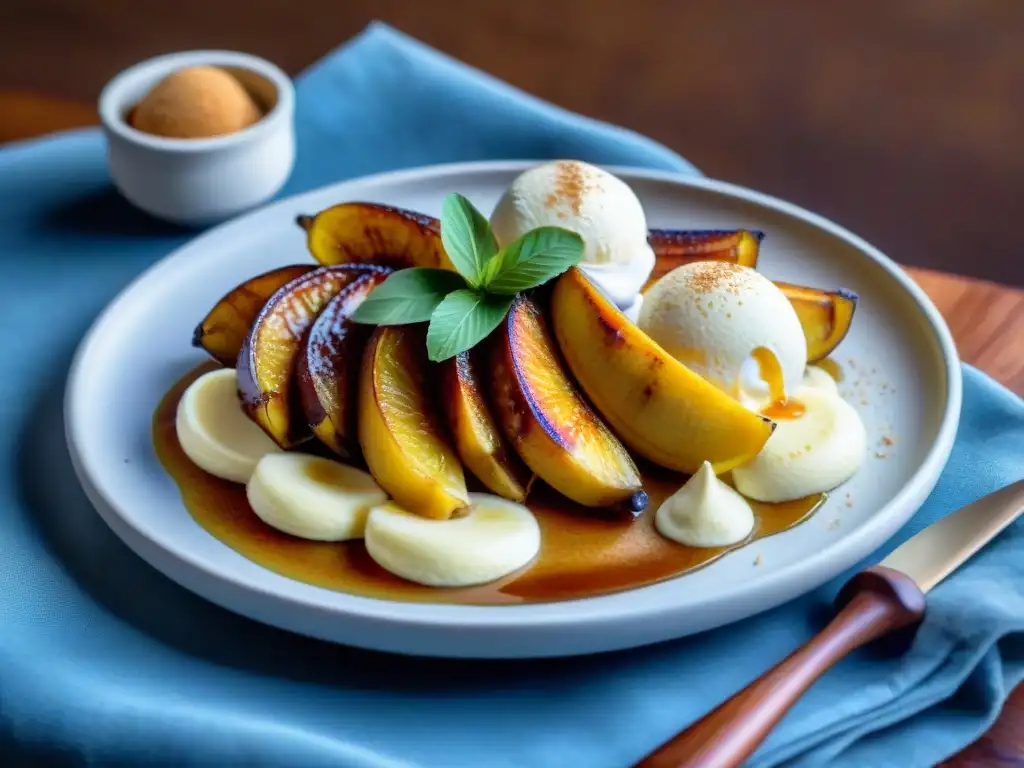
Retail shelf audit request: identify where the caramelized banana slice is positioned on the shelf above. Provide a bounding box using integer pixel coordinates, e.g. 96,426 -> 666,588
193,265 -> 314,366
358,325 -> 469,520
551,266 -> 775,474
439,349 -> 533,503
777,282 -> 859,362
489,294 -> 647,515
237,265 -> 386,447
296,202 -> 452,270
646,228 -> 762,288
295,270 -> 391,457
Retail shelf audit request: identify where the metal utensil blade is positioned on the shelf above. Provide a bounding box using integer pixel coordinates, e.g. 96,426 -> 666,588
880,479 -> 1024,593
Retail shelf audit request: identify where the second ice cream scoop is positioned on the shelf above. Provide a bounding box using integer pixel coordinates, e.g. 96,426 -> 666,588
489,160 -> 655,311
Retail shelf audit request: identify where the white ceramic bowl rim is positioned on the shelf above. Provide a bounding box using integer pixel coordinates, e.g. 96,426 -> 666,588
66,160 -> 962,637
98,49 -> 295,153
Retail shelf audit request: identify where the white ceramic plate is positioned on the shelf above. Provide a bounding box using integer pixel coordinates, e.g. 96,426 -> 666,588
65,161 -> 961,658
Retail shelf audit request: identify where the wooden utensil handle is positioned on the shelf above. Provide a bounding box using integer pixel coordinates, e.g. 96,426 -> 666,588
635,566 -> 926,768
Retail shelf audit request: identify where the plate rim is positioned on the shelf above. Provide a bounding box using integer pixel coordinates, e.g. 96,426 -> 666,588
64,159 -> 962,650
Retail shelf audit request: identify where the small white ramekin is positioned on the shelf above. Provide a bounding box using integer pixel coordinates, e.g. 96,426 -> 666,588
99,50 -> 295,226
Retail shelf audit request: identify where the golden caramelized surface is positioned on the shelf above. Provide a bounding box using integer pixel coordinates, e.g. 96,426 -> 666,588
646,229 -> 762,288
440,350 -> 532,502
509,298 -> 636,485
296,270 -> 390,457
489,295 -> 643,510
376,328 -> 447,476
551,267 -> 775,474
237,265 -> 372,447
777,282 -> 859,362
453,353 -> 498,452
193,264 -> 314,367
358,326 -> 468,519
298,202 -> 452,271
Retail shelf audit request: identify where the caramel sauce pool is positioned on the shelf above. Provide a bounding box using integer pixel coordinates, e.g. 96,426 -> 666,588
154,364 -> 824,605
762,358 -> 845,421
762,398 -> 807,421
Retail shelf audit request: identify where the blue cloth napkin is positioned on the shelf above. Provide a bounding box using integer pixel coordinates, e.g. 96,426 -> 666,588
1,22 -> 1022,767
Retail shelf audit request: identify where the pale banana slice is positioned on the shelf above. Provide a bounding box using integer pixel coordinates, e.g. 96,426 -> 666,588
364,493 -> 541,587
176,368 -> 279,483
246,453 -> 387,541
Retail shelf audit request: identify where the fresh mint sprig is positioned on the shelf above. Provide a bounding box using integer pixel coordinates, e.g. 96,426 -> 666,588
425,290 -> 516,362
485,226 -> 588,295
351,192 -> 583,361
347,267 -> 467,325
439,193 -> 498,287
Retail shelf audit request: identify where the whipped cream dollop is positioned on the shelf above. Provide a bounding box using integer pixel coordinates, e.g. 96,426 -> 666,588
732,369 -> 866,502
490,160 -> 654,314
655,461 -> 755,548
800,365 -> 839,398
638,262 -> 807,401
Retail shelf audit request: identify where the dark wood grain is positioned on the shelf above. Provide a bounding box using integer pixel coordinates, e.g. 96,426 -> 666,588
0,90 -> 97,143
638,567 -> 927,768
913,270 -> 1024,395
1,1 -> 1022,285
1,90 -> 1021,766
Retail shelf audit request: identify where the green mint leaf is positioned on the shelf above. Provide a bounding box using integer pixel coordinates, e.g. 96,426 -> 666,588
480,251 -> 504,285
485,227 -> 584,295
440,193 -> 498,287
350,268 -> 466,325
426,289 -> 515,362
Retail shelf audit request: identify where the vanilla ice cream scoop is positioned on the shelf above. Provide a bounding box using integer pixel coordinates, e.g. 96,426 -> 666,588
638,261 -> 807,401
490,160 -> 654,310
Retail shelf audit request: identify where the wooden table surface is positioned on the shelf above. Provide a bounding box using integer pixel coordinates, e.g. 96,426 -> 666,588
2,91 -> 1022,766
